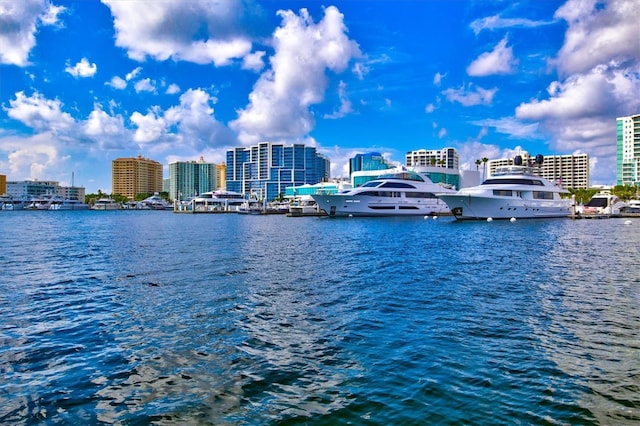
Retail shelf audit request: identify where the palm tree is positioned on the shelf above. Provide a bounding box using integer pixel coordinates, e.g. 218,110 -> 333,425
475,159 -> 481,171
482,157 -> 489,181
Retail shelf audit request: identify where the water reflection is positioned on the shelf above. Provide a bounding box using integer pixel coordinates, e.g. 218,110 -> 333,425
535,219 -> 640,424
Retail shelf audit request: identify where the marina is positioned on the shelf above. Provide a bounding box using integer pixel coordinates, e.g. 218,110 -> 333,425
0,211 -> 638,424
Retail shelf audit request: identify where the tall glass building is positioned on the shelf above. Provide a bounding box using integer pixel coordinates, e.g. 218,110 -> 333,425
226,142 -> 330,201
617,113 -> 640,188
169,157 -> 218,201
349,152 -> 395,187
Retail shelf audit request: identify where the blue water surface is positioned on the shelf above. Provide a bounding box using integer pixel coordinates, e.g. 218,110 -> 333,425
1,211 -> 638,425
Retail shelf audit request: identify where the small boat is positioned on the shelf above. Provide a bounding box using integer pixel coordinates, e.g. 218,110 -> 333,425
237,199 -> 264,214
48,195 -> 90,210
1,195 -> 29,210
311,169 -> 454,217
288,196 -> 325,216
620,199 -> 640,217
175,190 -> 247,213
437,155 -> 573,220
578,192 -> 629,217
91,198 -> 121,210
139,193 -> 172,210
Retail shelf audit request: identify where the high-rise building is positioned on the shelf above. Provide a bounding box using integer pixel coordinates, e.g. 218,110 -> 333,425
406,147 -> 459,170
350,152 -> 394,175
169,156 -> 218,201
112,155 -> 163,200
349,152 -> 395,187
216,163 -> 226,190
0,174 -> 6,195
488,152 -> 590,188
226,142 -> 330,201
617,113 -> 640,187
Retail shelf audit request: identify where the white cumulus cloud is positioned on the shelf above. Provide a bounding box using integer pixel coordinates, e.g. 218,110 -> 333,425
467,37 -> 517,76
0,0 -> 66,66
100,0 -> 259,66
65,57 -> 97,78
230,6 -> 361,144
443,84 -> 497,107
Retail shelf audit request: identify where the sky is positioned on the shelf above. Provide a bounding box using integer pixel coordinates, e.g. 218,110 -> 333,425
1,0 -> 639,193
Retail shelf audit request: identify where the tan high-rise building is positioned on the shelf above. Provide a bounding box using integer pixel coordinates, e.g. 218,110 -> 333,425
112,155 -> 163,200
0,174 -> 6,195
488,152 -> 590,189
216,163 -> 227,190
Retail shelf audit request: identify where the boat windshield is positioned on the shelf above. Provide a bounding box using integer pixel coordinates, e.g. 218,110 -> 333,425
482,178 -> 545,186
376,171 -> 425,182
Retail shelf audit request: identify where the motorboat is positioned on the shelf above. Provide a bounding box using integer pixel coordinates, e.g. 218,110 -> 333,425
311,169 -> 455,217
237,198 -> 264,214
578,192 -> 629,217
91,198 -> 121,210
437,155 -> 573,220
48,195 -> 90,210
620,199 -> 640,217
23,194 -> 89,210
288,195 -> 325,216
1,195 -> 29,210
139,193 -> 171,210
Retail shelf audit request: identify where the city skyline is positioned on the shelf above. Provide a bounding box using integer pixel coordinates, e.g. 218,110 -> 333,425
1,0 -> 639,193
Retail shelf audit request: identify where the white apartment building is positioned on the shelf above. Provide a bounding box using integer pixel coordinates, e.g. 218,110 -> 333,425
405,147 -> 459,170
617,113 -> 640,187
488,152 -> 590,189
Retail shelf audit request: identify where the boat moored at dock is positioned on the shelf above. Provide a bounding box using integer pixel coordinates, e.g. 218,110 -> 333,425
437,155 -> 573,220
311,169 -> 454,217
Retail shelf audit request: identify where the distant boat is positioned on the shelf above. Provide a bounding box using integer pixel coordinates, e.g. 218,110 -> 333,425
24,194 -> 89,210
139,193 -> 172,210
91,198 -> 121,210
187,190 -> 246,212
578,192 -> 629,217
437,155 -> 573,220
288,195 -> 325,216
1,194 -> 29,211
237,199 -> 264,215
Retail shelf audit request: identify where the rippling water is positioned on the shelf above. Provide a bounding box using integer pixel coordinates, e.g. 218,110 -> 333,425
1,211 -> 638,425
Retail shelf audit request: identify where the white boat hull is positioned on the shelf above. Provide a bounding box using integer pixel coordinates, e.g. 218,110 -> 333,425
437,194 -> 572,220
313,195 -> 451,217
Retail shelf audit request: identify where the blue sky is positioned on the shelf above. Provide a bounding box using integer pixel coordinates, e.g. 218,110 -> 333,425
1,0 -> 639,193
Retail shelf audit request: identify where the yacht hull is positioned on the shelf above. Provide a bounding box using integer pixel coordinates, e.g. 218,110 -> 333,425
313,195 -> 451,217
437,194 -> 572,220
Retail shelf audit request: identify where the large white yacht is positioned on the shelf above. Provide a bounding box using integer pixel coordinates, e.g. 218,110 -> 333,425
437,155 -> 572,220
311,169 -> 455,217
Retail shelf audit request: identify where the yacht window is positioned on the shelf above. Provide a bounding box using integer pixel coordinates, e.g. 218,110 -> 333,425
405,192 -> 435,199
493,190 -> 513,196
483,178 -> 544,186
533,191 -> 554,200
362,181 -> 382,188
380,182 -> 416,189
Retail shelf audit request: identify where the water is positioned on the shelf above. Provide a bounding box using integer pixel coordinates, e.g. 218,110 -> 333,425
1,211 -> 638,425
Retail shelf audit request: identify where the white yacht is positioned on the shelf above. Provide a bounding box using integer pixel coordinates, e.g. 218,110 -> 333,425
139,193 -> 171,210
578,192 -> 629,217
1,195 -> 28,210
288,195 -> 325,216
311,169 -> 455,217
437,156 -> 572,220
188,190 -> 246,212
91,198 -> 121,210
48,195 -> 90,210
